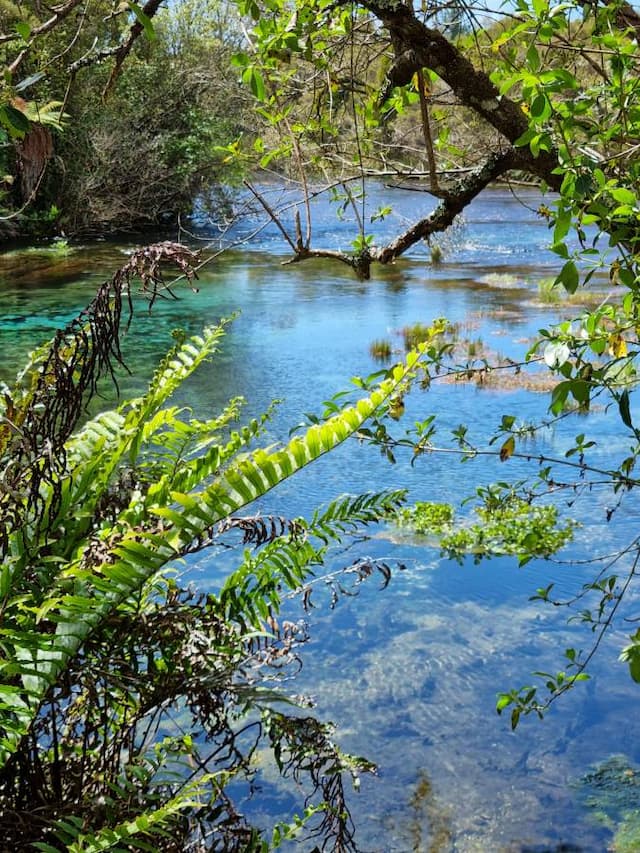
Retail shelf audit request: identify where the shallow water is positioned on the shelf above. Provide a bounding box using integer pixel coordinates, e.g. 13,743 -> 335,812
1,186 -> 637,850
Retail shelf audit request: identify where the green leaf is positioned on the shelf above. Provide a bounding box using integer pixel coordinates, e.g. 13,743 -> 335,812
570,379 -> 589,406
526,43 -> 540,72
511,707 -> 521,730
619,389 -> 633,428
496,694 -> 512,712
610,187 -> 636,206
14,21 -> 30,42
530,92 -> 551,121
513,126 -> 536,148
0,104 -> 30,137
553,208 -> 572,244
231,51 -> 251,68
499,435 -> 515,461
243,67 -> 266,102
128,2 -> 156,40
550,380 -> 571,415
555,260 -> 579,294
628,652 -> 640,683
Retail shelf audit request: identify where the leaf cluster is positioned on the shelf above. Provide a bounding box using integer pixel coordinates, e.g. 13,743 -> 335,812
392,487 -> 576,566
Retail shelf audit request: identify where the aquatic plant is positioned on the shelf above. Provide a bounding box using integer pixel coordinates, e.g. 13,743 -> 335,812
370,337 -> 393,360
575,755 -> 640,852
537,276 -> 563,304
466,336 -> 484,358
391,487 -> 576,565
394,501 -> 454,534
401,319 -> 453,351
407,772 -> 453,852
49,236 -> 72,256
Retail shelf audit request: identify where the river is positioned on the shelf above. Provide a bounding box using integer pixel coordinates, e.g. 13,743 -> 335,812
1,185 -> 639,851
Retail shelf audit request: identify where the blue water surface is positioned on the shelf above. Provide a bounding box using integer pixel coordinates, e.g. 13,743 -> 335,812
0,185 -> 637,850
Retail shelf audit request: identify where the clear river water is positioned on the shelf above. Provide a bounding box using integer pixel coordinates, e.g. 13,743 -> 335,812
2,185 -> 640,851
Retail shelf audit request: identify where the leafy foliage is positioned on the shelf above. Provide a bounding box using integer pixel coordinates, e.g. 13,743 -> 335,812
394,501 -> 454,535
0,246 -> 423,848
392,488 -> 576,565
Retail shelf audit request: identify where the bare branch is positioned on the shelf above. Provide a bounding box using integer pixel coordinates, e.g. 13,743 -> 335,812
374,148 -> 520,263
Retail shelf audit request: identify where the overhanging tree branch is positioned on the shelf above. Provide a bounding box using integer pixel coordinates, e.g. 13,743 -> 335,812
345,0 -> 562,189
373,148 -> 522,263
66,0 -> 164,96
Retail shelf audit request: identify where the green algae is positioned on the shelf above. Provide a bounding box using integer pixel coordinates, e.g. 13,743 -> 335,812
575,755 -> 640,852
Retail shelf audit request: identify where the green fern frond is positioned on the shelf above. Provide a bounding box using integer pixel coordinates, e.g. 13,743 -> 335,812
47,773 -> 223,853
28,324 -> 233,561
141,406 -> 275,512
137,395 -> 244,462
219,490 -> 406,625
126,321 -> 232,466
0,357 -> 417,768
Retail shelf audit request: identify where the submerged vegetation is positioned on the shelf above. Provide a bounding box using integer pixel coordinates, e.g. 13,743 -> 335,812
575,756 -> 640,852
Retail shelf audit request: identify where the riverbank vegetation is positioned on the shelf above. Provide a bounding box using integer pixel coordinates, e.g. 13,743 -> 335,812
4,0 -> 640,847
0,0 -> 248,238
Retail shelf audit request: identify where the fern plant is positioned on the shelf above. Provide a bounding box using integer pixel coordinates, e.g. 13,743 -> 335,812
0,244 -> 416,850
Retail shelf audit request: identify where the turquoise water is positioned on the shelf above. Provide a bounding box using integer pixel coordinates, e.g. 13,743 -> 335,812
1,187 -> 638,850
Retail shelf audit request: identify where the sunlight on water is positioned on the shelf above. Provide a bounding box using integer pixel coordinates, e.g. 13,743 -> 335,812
1,187 -> 638,850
